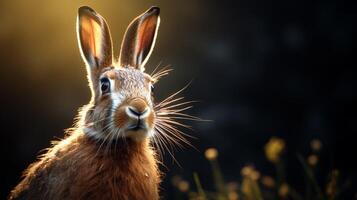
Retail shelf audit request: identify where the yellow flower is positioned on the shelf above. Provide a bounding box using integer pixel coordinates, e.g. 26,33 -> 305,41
241,165 -> 261,181
228,191 -> 239,200
178,180 -> 190,192
311,139 -> 322,151
307,154 -> 318,166
278,183 -> 289,198
261,176 -> 275,188
264,137 -> 285,163
251,171 -> 260,181
241,165 -> 254,177
205,148 -> 218,160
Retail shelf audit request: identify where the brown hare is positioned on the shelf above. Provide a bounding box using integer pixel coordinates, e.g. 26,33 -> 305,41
10,6 -> 193,200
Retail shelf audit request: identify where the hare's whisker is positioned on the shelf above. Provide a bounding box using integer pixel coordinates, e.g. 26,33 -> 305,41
153,126 -> 181,166
150,61 -> 163,77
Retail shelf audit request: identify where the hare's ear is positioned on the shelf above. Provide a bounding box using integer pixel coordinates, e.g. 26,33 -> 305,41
119,7 -> 160,71
77,6 -> 113,77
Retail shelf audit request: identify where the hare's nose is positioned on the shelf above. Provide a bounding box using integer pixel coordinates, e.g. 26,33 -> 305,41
127,106 -> 149,117
125,98 -> 149,118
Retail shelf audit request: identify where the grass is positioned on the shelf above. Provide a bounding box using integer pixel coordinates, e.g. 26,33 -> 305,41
170,137 -> 351,200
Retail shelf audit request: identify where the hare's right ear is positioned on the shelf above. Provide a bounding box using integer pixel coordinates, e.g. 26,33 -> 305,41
119,7 -> 160,71
77,6 -> 113,81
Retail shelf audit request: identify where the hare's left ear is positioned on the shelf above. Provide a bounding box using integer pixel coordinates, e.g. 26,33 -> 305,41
119,7 -> 160,71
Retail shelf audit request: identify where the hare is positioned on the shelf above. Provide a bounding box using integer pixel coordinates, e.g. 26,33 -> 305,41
9,6 -> 192,200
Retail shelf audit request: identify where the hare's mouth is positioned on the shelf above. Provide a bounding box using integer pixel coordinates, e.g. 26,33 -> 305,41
124,126 -> 152,142
127,118 -> 147,131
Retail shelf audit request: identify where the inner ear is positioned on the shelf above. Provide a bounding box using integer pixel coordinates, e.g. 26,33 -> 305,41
77,6 -> 113,75
119,7 -> 160,71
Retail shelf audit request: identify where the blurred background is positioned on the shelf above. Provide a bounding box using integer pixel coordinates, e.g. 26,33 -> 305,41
0,0 -> 356,199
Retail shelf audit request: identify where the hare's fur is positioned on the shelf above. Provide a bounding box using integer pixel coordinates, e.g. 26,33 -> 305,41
10,131 -> 160,200
10,6 -> 163,200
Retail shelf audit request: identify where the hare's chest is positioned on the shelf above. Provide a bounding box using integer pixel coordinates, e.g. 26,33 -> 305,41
63,150 -> 160,200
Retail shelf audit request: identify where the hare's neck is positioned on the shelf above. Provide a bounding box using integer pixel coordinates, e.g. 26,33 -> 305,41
66,130 -> 152,158
73,132 -> 160,198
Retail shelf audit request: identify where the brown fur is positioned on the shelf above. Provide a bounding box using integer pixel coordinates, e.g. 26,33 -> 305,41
9,131 -> 161,200
114,106 -> 130,128
129,98 -> 148,113
9,6 -> 164,200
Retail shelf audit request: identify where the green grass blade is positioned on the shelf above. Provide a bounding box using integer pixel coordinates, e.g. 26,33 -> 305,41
193,172 -> 207,200
297,153 -> 324,200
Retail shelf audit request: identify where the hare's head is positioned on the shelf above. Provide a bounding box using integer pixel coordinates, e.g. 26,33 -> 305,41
77,6 -> 161,141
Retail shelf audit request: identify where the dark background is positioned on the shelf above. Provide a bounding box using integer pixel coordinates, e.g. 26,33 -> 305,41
1,0 -> 356,199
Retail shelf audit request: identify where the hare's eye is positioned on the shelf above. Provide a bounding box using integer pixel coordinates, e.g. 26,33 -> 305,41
150,85 -> 154,93
100,78 -> 110,94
